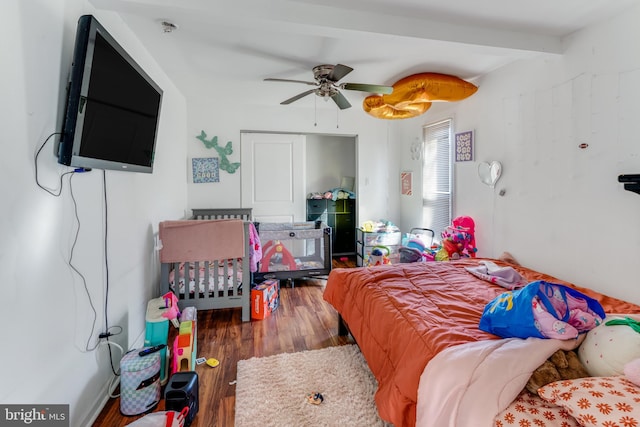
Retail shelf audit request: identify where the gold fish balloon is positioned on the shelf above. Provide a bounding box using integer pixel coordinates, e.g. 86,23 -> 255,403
363,73 -> 478,119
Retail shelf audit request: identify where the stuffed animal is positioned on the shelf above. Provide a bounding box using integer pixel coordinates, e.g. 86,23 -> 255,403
451,216 -> 477,258
439,216 -> 478,260
578,315 -> 640,376
526,349 -> 589,395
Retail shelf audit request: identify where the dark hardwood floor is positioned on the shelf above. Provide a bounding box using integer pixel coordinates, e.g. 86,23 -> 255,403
93,258 -> 355,426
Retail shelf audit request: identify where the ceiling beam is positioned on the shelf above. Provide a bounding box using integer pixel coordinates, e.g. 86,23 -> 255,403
90,0 -> 563,55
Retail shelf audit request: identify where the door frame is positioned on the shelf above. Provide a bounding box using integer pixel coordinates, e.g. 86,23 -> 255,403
240,130 -> 358,222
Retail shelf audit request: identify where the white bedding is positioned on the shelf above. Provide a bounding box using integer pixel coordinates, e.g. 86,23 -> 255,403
416,337 -> 583,427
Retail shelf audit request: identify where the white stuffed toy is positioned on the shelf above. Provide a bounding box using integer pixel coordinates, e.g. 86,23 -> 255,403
578,315 -> 640,377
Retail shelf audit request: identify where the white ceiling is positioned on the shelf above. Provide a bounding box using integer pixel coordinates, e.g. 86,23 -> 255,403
91,0 -> 638,110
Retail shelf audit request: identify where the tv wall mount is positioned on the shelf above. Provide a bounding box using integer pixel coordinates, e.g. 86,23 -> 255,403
618,174 -> 640,196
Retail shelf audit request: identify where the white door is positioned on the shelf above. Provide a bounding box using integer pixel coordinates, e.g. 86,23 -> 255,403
240,132 -> 306,222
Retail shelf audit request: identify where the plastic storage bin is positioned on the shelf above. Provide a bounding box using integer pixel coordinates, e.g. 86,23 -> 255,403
356,228 -> 402,266
144,297 -> 170,384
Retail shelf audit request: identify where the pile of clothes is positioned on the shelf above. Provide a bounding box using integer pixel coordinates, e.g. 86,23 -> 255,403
307,187 -> 356,201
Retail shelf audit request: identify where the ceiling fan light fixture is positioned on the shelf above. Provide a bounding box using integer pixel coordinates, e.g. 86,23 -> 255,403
265,63 -> 392,110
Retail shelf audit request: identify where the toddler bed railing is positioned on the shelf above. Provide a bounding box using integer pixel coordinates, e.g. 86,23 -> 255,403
191,208 -> 252,221
159,208 -> 253,321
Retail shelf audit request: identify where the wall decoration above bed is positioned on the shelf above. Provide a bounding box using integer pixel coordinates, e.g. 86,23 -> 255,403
195,130 -> 241,174
454,130 -> 473,162
191,157 -> 219,183
478,160 -> 502,188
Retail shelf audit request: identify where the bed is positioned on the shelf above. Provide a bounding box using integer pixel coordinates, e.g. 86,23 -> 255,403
323,258 -> 640,427
159,209 -> 254,321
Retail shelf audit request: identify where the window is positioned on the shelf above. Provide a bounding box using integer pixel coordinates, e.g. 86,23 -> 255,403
422,119 -> 452,240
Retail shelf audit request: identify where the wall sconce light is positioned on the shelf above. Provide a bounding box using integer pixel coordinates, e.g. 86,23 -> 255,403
478,161 -> 502,188
410,139 -> 422,160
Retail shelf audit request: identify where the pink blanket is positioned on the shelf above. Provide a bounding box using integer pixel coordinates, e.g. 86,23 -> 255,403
416,337 -> 583,427
159,219 -> 245,263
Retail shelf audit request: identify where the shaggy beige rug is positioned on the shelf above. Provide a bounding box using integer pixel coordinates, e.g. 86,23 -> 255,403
235,345 -> 391,426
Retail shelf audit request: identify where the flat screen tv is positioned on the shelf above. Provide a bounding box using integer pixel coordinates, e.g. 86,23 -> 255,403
58,15 -> 163,173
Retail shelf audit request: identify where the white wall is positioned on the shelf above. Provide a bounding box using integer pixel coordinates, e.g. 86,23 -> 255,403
186,97 -> 401,225
0,1 -> 188,425
399,4 -> 640,304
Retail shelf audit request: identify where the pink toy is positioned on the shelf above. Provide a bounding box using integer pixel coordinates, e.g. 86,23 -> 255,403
440,216 -> 478,259
172,320 -> 195,374
452,216 -> 477,257
162,292 -> 181,328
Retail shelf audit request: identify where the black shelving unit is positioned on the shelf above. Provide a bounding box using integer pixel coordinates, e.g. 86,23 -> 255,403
306,198 -> 356,256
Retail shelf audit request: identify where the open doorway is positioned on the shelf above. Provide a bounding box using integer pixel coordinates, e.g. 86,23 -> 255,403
241,131 -> 357,256
305,134 -> 357,257
305,134 -> 356,199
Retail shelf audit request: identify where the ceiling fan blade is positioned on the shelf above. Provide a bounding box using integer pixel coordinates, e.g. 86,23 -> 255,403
265,78 -> 317,86
327,64 -> 353,82
331,91 -> 352,110
281,89 -> 317,105
342,82 -> 393,95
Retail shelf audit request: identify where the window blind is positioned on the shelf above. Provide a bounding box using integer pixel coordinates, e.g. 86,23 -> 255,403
422,119 -> 452,239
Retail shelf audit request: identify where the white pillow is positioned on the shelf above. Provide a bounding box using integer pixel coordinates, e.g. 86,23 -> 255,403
578,315 -> 640,376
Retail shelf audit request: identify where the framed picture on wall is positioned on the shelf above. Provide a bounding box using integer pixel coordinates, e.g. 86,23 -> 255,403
455,130 -> 474,162
401,171 -> 413,196
192,157 -> 220,183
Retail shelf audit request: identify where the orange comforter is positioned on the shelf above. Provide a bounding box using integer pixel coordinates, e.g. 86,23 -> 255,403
323,259 -> 640,427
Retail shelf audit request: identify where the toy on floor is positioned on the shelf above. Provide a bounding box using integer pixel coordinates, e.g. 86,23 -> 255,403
172,319 -> 196,373
452,216 -> 477,256
437,216 -> 478,261
260,240 -> 296,272
306,392 -> 324,405
162,291 -> 181,328
125,408 -> 189,427
367,246 -> 390,266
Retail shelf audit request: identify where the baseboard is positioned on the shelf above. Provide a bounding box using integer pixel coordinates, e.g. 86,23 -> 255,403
79,375 -> 121,427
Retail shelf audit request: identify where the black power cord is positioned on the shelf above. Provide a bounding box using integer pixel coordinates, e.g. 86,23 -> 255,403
101,170 -> 121,376
35,132 -> 121,376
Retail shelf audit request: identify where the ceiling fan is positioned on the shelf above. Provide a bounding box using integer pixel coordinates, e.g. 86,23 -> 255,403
264,64 -> 393,110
